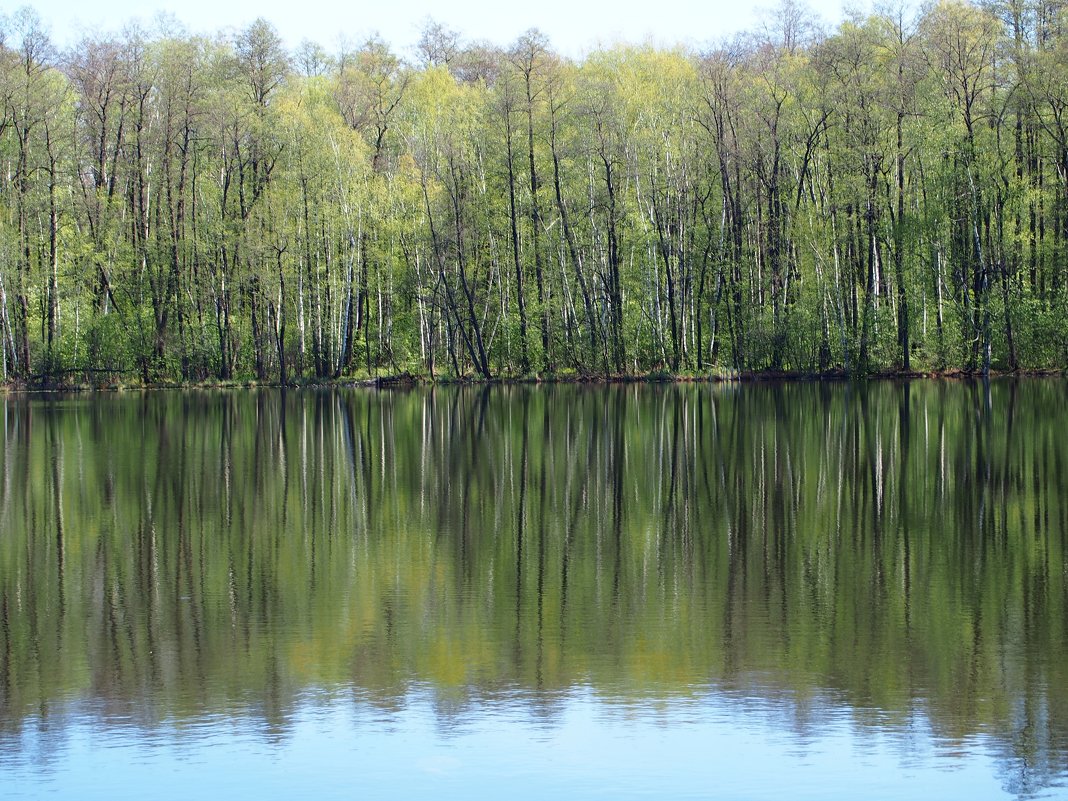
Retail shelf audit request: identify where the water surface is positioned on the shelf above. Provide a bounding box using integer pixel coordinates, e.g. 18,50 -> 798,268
1,382 -> 1066,798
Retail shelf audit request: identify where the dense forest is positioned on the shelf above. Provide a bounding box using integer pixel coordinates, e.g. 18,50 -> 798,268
0,0 -> 1066,383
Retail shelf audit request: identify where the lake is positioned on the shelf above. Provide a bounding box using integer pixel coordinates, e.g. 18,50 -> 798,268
1,381 -> 1066,799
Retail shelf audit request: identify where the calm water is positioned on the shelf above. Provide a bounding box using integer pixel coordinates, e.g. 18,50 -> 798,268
1,382 -> 1066,799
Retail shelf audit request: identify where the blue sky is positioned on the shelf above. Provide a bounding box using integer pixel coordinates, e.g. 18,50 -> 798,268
13,0 -> 855,57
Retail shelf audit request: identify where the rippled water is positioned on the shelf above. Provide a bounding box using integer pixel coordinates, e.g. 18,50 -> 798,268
1,382 -> 1066,799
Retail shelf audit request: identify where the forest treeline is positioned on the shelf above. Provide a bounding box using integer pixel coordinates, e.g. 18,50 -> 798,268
0,0 -> 1066,383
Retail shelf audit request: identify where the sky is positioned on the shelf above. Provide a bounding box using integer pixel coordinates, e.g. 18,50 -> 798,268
12,0 -> 854,58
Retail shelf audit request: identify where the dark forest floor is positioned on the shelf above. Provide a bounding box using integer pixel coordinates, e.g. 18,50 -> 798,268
3,366 -> 1065,393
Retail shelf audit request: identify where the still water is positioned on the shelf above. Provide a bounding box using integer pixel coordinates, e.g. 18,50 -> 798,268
0,382 -> 1065,799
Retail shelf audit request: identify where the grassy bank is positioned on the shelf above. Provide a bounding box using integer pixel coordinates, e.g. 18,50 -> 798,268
3,366 -> 1064,394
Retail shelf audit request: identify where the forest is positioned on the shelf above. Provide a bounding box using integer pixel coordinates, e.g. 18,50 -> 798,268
0,0 -> 1066,384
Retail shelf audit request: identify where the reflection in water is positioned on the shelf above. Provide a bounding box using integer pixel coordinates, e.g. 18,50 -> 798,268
0,382 -> 1066,797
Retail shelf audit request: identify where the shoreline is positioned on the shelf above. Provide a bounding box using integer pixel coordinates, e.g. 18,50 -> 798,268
1,367 -> 1064,394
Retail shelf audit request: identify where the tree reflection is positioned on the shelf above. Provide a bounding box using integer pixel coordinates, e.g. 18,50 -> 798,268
0,381 -> 1066,793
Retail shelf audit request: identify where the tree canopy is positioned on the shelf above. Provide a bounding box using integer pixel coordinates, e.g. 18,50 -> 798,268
1,1 -> 1067,383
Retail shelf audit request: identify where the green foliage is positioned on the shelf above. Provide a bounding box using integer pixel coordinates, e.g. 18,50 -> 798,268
83,309 -> 133,375
0,2 -> 1067,384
